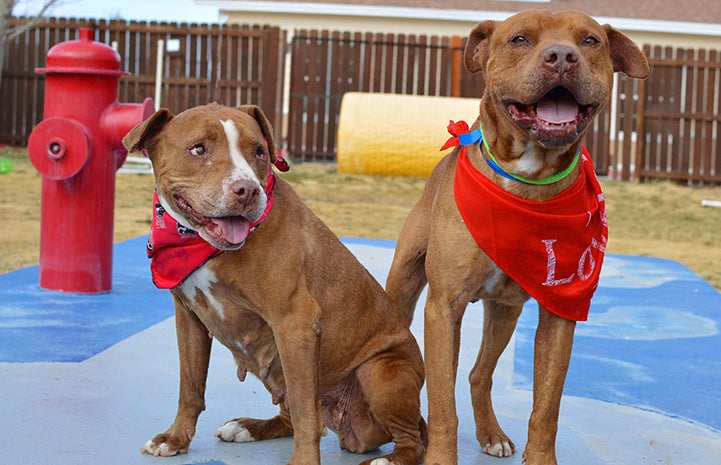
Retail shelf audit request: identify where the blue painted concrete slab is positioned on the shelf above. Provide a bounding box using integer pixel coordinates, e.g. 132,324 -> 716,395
514,254 -> 721,431
0,237 -> 173,362
1,237 -> 720,465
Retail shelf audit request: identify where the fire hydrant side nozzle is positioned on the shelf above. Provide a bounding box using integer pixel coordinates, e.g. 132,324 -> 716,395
28,28 -> 155,294
102,97 -> 156,169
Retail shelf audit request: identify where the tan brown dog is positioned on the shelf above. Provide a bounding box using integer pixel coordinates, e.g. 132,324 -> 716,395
385,10 -> 649,465
122,103 -> 426,465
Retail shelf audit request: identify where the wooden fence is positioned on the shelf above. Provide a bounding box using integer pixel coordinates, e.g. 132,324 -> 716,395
636,45 -> 721,185
287,31 -> 479,162
287,32 -> 721,185
287,30 -> 622,175
0,18 -> 285,146
2,18 -> 721,185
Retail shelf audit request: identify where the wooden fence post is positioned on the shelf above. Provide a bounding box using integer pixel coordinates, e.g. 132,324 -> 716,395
634,45 -> 649,183
261,26 -> 283,143
451,35 -> 462,97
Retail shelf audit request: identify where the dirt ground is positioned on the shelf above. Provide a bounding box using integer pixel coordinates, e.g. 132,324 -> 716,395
1,145 -> 720,290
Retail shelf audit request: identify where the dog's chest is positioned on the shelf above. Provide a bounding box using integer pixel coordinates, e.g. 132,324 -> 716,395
176,265 -> 278,374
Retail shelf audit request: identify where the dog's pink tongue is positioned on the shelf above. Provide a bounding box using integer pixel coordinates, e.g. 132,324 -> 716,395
537,96 -> 579,124
211,217 -> 250,244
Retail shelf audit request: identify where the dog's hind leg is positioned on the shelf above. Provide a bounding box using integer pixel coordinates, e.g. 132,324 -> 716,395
387,155 -> 455,327
216,404 -> 294,442
469,300 -> 522,458
386,178 -> 446,328
354,350 -> 426,465
386,207 -> 429,327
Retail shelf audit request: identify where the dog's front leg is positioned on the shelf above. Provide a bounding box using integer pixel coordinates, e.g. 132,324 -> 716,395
423,286 -> 467,465
469,300 -> 521,458
141,297 -> 212,456
272,295 -> 324,465
523,306 -> 576,465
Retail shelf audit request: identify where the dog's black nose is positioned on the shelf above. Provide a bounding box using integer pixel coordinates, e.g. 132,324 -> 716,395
542,45 -> 578,74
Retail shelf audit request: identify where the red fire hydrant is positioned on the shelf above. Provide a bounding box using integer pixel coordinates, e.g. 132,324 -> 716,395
28,28 -> 154,293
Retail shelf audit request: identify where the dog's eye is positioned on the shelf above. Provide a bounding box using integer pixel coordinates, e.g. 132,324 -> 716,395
582,36 -> 600,47
255,145 -> 267,161
189,143 -> 207,157
509,35 -> 530,46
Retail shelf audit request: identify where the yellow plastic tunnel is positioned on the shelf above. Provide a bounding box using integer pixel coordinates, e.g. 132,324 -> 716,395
337,92 -> 480,178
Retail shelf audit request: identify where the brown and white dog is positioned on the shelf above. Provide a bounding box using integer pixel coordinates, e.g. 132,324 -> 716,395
385,10 -> 649,465
122,103 -> 426,465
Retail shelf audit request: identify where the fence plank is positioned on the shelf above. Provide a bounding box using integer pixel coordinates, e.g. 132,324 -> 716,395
427,35 -> 441,96
680,48 -> 694,178
287,29 -> 308,159
693,48 -> 707,182
619,73 -> 637,181
714,50 -> 721,179
310,30 -> 329,160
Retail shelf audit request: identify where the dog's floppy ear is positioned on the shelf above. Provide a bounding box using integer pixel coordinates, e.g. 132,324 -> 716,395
603,25 -> 650,79
236,105 -> 278,164
122,108 -> 174,156
464,20 -> 497,74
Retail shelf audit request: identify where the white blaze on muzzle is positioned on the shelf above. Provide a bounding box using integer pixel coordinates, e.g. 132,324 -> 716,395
220,118 -> 266,201
213,119 -> 267,243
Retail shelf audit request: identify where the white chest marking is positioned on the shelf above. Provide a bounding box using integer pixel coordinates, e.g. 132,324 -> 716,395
483,263 -> 506,294
235,340 -> 250,357
515,143 -> 542,176
180,266 -> 225,320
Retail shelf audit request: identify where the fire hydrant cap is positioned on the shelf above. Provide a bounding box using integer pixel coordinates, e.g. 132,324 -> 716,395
36,28 -> 128,77
28,117 -> 90,180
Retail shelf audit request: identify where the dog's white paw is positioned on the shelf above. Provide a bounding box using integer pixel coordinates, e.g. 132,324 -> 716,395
140,439 -> 182,457
483,441 -> 514,457
216,420 -> 255,442
370,458 -> 393,465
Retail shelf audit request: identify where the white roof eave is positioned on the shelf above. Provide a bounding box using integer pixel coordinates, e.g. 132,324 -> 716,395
196,1 -> 721,37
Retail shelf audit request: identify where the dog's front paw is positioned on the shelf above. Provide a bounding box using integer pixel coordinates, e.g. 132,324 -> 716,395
483,440 -> 514,458
140,437 -> 188,456
216,420 -> 255,442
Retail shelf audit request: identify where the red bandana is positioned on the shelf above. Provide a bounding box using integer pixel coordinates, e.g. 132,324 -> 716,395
146,169 -> 277,289
448,121 -> 607,321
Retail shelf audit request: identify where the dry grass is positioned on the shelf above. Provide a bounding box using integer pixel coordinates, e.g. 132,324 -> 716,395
2,145 -> 720,290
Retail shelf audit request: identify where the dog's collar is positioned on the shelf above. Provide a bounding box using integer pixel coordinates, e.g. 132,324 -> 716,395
442,121 -> 581,185
248,166 -> 277,233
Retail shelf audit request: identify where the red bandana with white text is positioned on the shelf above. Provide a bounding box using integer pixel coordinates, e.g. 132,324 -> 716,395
146,170 -> 276,289
451,125 -> 607,321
